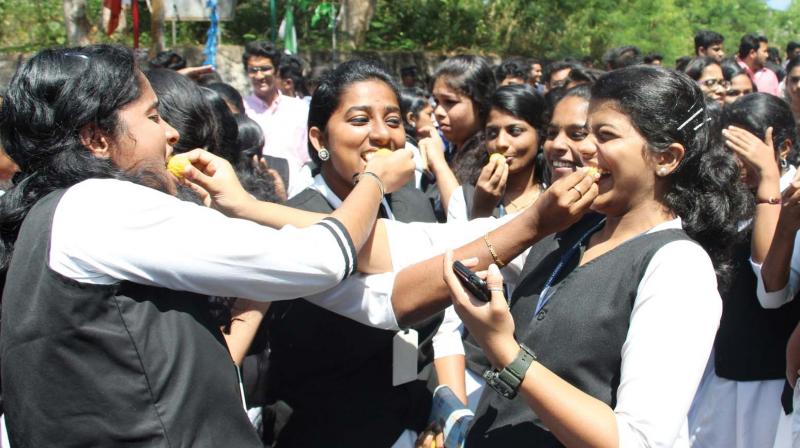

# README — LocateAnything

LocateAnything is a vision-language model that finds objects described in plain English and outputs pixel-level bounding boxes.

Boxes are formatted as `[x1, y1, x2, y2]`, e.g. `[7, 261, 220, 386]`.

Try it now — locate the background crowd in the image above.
[2, 26, 800, 448]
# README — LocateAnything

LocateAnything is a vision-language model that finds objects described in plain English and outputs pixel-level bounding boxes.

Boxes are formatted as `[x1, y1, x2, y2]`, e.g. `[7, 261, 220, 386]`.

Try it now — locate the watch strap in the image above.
[483, 343, 536, 399]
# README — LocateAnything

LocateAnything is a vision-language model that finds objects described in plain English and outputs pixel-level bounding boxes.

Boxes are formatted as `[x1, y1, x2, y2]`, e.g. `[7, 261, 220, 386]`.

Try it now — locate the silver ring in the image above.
[571, 185, 584, 197]
[488, 287, 504, 292]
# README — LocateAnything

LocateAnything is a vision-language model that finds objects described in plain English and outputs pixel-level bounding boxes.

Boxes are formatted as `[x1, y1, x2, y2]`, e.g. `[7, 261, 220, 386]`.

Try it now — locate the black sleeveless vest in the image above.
[264, 186, 443, 447]
[1, 189, 261, 448]
[714, 232, 800, 381]
[465, 216, 694, 447]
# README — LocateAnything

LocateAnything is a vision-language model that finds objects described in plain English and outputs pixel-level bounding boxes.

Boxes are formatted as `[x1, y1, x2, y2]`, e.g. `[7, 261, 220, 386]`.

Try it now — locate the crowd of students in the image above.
[1, 27, 800, 448]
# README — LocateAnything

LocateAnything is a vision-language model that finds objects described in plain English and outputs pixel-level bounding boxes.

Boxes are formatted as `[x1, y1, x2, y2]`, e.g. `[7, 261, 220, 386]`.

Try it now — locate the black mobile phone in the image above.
[452, 260, 491, 302]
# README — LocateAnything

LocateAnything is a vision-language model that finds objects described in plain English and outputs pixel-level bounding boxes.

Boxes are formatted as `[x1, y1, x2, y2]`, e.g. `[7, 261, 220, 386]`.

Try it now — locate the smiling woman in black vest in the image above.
[0, 45, 414, 447]
[261, 60, 443, 448]
[442, 66, 751, 447]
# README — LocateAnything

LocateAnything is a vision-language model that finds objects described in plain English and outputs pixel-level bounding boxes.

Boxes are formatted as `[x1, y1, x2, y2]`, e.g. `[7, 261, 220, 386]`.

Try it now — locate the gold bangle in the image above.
[483, 232, 506, 268]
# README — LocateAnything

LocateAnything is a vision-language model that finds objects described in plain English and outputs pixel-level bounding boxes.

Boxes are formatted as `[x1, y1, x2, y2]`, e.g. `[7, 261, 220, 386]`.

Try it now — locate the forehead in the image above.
[700, 64, 723, 77]
[587, 99, 632, 127]
[337, 79, 399, 110]
[247, 56, 274, 67]
[487, 108, 524, 124]
[432, 77, 462, 97]
[552, 96, 589, 123]
[731, 74, 753, 88]
[121, 73, 155, 113]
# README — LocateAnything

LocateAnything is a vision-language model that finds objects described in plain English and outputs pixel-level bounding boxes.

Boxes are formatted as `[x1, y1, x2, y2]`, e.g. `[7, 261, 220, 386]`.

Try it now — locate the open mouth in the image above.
[551, 160, 577, 170]
[362, 148, 392, 162]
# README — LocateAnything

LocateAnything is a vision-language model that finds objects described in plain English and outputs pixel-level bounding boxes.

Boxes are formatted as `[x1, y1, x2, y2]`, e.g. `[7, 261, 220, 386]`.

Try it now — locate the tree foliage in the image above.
[1, 0, 799, 64]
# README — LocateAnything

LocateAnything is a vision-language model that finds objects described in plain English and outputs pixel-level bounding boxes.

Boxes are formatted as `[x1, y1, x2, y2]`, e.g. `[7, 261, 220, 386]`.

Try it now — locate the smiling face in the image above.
[587, 100, 660, 217]
[433, 76, 480, 148]
[246, 55, 277, 101]
[111, 74, 180, 177]
[543, 96, 595, 182]
[485, 108, 539, 175]
[314, 79, 405, 198]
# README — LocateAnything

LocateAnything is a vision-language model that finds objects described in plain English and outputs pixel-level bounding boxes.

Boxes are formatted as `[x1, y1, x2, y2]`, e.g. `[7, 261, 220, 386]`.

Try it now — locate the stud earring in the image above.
[318, 147, 330, 161]
[658, 168, 668, 176]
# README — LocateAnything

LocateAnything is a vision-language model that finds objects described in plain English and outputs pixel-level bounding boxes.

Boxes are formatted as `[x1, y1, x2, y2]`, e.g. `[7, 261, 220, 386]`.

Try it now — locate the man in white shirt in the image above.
[242, 41, 313, 197]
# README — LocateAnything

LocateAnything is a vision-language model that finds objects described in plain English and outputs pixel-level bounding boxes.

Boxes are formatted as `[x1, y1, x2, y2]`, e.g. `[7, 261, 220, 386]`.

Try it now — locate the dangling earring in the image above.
[781, 158, 788, 170]
[318, 147, 330, 161]
[409, 121, 416, 127]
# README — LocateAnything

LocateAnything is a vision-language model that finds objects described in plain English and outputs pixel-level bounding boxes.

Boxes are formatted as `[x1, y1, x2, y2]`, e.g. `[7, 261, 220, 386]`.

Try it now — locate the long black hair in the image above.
[433, 55, 497, 185]
[307, 59, 401, 165]
[145, 69, 239, 165]
[488, 84, 547, 184]
[0, 45, 153, 272]
[591, 65, 751, 281]
[399, 87, 429, 143]
[723, 93, 799, 165]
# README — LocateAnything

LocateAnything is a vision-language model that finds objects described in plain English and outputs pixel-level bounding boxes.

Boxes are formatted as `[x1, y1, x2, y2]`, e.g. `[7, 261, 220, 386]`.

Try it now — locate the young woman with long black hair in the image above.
[689, 92, 799, 448]
[0, 45, 414, 447]
[259, 60, 442, 448]
[447, 84, 547, 221]
[440, 65, 750, 447]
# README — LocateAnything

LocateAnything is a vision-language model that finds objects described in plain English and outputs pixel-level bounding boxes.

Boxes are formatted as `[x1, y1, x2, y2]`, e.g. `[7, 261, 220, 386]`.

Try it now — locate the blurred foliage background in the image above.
[2, 0, 800, 64]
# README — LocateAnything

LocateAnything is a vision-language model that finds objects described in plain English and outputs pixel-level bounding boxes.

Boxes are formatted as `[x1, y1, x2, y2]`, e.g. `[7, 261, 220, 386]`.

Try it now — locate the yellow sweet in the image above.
[585, 166, 599, 177]
[489, 153, 505, 164]
[167, 155, 192, 179]
[375, 148, 393, 157]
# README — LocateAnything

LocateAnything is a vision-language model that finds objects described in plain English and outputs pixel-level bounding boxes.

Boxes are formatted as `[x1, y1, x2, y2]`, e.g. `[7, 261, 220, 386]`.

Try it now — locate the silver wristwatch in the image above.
[482, 343, 536, 399]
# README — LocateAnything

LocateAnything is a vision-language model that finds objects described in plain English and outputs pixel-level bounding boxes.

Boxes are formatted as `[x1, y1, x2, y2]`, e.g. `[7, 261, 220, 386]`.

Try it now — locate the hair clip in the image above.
[64, 52, 89, 60]
[677, 106, 704, 131]
[693, 116, 712, 131]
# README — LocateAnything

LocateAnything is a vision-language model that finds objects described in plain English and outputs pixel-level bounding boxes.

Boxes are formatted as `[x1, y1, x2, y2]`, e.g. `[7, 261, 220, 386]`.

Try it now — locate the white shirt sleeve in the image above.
[614, 240, 722, 448]
[432, 305, 466, 358]
[447, 185, 469, 222]
[50, 178, 357, 303]
[304, 272, 400, 330]
[750, 230, 800, 309]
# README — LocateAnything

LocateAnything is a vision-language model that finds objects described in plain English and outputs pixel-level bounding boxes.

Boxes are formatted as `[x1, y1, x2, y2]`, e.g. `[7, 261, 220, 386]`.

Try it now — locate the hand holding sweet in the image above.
[525, 168, 599, 237]
[180, 149, 255, 216]
[363, 147, 415, 194]
[471, 155, 508, 218]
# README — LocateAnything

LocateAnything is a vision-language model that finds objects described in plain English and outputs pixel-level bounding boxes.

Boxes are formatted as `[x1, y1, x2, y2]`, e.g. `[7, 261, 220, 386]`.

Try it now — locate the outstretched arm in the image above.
[392, 169, 599, 327]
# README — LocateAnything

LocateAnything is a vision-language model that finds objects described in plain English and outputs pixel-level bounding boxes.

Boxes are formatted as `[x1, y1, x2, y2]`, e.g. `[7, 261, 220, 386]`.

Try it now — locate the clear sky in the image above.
[767, 0, 791, 10]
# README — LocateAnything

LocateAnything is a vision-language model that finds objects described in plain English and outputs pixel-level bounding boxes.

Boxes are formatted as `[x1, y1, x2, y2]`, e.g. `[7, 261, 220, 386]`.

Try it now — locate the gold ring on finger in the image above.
[571, 185, 584, 197]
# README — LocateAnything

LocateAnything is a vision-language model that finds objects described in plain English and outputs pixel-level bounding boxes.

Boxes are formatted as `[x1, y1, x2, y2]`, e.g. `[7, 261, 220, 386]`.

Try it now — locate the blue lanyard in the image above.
[533, 218, 607, 317]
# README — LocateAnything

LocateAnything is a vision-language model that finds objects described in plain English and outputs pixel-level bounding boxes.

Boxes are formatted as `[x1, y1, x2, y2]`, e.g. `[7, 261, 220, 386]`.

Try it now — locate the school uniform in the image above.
[462, 216, 721, 447]
[0, 177, 387, 447]
[263, 175, 443, 448]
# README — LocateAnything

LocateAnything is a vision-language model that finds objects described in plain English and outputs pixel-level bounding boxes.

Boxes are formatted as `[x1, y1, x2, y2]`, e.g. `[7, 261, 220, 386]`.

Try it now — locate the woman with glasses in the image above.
[685, 56, 728, 105]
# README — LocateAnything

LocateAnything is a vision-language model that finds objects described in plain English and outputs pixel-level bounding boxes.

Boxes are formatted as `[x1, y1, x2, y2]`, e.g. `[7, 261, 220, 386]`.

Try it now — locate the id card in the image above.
[392, 329, 419, 386]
